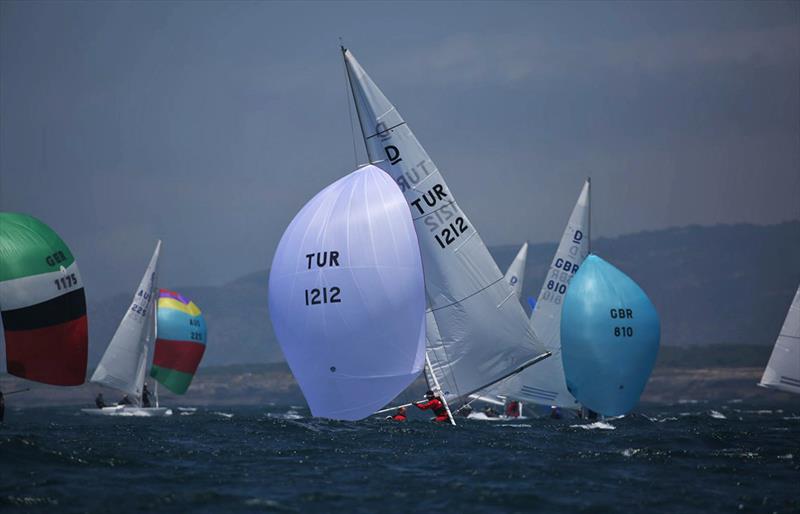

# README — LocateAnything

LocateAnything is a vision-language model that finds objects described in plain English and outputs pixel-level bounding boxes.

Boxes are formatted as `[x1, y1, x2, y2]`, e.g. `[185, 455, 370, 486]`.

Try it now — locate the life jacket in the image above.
[391, 413, 407, 421]
[432, 398, 448, 419]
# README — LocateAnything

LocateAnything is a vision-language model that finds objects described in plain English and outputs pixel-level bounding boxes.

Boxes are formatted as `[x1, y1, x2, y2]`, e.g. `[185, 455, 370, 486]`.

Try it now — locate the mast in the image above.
[425, 353, 456, 426]
[587, 177, 592, 254]
[341, 45, 370, 162]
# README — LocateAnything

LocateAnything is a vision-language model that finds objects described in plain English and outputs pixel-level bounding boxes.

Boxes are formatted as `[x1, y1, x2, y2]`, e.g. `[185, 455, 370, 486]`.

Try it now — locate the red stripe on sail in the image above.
[153, 339, 205, 375]
[4, 315, 88, 386]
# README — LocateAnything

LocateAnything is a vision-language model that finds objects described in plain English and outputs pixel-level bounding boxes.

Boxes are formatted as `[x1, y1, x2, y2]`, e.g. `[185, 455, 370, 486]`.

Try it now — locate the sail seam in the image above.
[411, 200, 457, 221]
[366, 122, 406, 140]
[427, 276, 505, 314]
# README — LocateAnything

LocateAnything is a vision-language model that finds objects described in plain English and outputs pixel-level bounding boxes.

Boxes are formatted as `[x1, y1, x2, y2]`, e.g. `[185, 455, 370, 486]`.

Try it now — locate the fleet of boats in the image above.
[0, 47, 796, 423]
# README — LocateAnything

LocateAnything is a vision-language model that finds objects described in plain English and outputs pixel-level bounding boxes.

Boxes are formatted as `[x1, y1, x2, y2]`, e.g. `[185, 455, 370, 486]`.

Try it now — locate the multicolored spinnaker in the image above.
[150, 289, 207, 394]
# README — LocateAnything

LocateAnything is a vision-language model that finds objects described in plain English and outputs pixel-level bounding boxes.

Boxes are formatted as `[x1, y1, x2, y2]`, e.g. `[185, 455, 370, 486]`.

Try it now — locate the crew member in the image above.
[550, 406, 562, 419]
[506, 400, 521, 418]
[118, 395, 132, 406]
[415, 390, 450, 423]
[386, 406, 407, 422]
[142, 384, 152, 408]
[483, 406, 499, 418]
[95, 393, 106, 409]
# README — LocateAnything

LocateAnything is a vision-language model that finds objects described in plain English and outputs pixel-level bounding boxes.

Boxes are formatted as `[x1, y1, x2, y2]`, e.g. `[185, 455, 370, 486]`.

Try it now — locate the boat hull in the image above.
[81, 406, 172, 417]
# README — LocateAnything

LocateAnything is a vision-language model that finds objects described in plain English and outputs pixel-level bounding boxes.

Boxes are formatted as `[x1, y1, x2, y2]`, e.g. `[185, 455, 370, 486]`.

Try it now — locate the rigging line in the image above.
[459, 352, 553, 410]
[340, 39, 359, 168]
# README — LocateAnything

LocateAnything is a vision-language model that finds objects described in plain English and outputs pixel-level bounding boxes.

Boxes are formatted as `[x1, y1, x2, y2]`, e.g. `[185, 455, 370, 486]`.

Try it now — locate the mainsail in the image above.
[490, 180, 590, 408]
[151, 289, 207, 395]
[0, 212, 88, 385]
[504, 242, 528, 302]
[91, 241, 160, 399]
[342, 48, 548, 406]
[561, 255, 660, 416]
[759, 283, 800, 394]
[268, 165, 427, 421]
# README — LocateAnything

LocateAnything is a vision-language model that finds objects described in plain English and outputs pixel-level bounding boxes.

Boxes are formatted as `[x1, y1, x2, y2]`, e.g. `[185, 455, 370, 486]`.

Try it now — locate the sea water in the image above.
[1, 401, 798, 513]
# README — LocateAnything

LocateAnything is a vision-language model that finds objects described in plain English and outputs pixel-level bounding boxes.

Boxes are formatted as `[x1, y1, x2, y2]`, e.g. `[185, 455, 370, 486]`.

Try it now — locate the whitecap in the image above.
[571, 421, 615, 430]
[709, 410, 727, 419]
[212, 412, 234, 418]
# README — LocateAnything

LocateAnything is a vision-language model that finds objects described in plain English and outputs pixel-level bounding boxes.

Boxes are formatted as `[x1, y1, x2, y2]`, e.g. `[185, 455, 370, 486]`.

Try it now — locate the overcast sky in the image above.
[1, 1, 798, 298]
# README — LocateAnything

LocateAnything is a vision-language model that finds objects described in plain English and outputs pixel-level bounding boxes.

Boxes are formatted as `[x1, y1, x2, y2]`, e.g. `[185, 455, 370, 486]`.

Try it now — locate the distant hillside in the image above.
[81, 221, 799, 367]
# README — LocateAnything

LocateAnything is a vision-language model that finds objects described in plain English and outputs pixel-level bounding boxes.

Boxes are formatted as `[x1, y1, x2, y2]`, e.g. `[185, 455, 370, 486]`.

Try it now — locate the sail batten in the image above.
[342, 49, 546, 406]
[91, 241, 161, 399]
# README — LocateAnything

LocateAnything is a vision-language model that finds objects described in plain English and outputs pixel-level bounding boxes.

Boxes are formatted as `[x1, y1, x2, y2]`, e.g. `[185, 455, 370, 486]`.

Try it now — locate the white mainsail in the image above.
[504, 242, 528, 302]
[342, 48, 548, 406]
[759, 283, 800, 394]
[91, 241, 160, 399]
[492, 180, 590, 408]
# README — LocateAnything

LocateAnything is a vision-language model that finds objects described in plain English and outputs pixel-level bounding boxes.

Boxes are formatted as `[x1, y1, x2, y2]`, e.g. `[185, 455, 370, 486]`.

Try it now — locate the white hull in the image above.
[81, 406, 172, 417]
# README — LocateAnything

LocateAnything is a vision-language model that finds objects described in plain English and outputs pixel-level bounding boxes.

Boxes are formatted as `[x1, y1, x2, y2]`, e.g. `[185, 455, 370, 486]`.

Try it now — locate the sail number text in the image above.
[304, 251, 342, 306]
[611, 308, 634, 338]
[53, 273, 78, 291]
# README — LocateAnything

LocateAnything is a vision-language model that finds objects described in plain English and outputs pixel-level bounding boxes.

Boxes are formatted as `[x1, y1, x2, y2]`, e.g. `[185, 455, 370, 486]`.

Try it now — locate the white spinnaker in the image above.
[342, 48, 547, 406]
[268, 165, 427, 421]
[91, 241, 160, 399]
[494, 180, 590, 408]
[504, 242, 528, 302]
[759, 284, 800, 394]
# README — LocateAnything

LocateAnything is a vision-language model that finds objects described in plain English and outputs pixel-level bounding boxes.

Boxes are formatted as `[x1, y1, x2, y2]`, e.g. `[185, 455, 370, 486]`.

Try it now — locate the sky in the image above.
[1, 1, 798, 299]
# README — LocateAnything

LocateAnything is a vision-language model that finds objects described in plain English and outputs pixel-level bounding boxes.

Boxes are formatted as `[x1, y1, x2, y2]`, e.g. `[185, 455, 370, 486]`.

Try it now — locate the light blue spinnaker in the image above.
[561, 255, 660, 416]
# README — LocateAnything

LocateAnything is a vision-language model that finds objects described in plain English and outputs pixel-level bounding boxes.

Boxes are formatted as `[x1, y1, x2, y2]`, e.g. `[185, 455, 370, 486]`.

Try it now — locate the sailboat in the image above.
[341, 48, 549, 419]
[83, 241, 171, 416]
[269, 164, 427, 421]
[0, 212, 88, 386]
[561, 255, 660, 416]
[150, 289, 207, 395]
[481, 180, 590, 415]
[758, 283, 800, 394]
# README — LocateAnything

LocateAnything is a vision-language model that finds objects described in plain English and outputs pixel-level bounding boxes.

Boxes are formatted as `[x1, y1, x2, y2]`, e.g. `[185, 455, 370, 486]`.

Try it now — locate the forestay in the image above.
[0, 212, 88, 385]
[91, 241, 160, 398]
[342, 48, 547, 406]
[759, 283, 800, 394]
[489, 180, 590, 408]
[561, 255, 660, 416]
[504, 242, 528, 302]
[268, 165, 427, 421]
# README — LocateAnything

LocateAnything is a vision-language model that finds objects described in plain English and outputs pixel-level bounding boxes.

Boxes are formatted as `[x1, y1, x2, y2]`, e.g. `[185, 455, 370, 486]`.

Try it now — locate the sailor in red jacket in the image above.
[415, 390, 451, 423]
[386, 406, 407, 421]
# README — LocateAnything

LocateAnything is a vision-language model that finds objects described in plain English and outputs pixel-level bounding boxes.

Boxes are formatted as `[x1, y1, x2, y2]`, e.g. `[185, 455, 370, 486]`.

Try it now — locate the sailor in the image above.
[95, 393, 106, 409]
[483, 406, 498, 418]
[142, 384, 152, 408]
[415, 390, 450, 423]
[550, 406, 562, 419]
[456, 404, 473, 417]
[118, 395, 132, 406]
[506, 400, 521, 418]
[386, 406, 407, 422]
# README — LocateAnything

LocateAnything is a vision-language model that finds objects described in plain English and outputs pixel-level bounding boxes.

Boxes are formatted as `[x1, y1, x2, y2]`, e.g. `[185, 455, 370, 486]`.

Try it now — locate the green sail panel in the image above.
[0, 212, 88, 385]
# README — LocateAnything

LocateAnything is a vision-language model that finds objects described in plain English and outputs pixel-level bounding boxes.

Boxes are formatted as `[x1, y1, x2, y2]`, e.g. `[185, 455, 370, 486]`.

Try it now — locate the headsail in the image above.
[504, 242, 528, 302]
[268, 165, 427, 421]
[91, 241, 160, 398]
[342, 48, 547, 406]
[150, 289, 207, 395]
[561, 255, 660, 416]
[0, 212, 88, 385]
[497, 180, 590, 408]
[759, 283, 800, 394]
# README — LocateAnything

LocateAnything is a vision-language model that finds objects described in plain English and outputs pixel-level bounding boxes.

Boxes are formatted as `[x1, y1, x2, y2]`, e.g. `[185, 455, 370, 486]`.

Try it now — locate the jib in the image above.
[610, 308, 634, 319]
[46, 251, 67, 267]
[410, 184, 448, 215]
